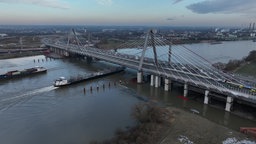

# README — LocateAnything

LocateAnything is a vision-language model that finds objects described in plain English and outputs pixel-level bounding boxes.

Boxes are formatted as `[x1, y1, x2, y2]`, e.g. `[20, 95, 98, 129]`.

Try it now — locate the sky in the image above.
[0, 0, 256, 27]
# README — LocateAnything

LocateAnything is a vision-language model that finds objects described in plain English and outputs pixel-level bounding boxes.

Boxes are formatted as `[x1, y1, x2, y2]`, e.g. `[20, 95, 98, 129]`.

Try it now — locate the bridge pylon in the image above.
[138, 29, 159, 72]
[137, 29, 159, 84]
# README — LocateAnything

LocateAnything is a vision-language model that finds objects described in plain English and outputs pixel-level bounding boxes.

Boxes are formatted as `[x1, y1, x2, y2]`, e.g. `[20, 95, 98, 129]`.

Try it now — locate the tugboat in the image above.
[54, 77, 68, 86]
[0, 66, 47, 80]
[54, 67, 125, 87]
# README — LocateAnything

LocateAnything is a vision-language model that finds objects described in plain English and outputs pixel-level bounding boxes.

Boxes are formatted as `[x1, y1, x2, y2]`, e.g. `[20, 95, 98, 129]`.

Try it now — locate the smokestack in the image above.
[249, 23, 252, 30]
[253, 23, 255, 30]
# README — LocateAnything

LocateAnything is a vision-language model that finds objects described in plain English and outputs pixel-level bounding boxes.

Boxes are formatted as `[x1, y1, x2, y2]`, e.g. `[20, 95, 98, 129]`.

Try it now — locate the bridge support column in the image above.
[164, 78, 170, 91]
[137, 71, 143, 84]
[225, 96, 233, 112]
[150, 75, 155, 86]
[184, 83, 188, 97]
[60, 50, 63, 55]
[64, 51, 69, 57]
[204, 90, 210, 104]
[155, 76, 160, 88]
[86, 57, 93, 63]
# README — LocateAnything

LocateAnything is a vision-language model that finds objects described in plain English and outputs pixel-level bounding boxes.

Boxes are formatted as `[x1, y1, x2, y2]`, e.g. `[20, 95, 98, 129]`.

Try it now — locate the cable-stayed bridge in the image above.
[43, 29, 256, 112]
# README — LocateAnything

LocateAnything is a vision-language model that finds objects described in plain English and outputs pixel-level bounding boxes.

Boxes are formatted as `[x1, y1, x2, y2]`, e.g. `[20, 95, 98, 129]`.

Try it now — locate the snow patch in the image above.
[222, 137, 256, 144]
[178, 135, 194, 144]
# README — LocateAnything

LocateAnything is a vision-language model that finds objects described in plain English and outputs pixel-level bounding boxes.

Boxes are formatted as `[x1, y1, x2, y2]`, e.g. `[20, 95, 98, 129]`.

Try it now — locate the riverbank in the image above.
[235, 61, 256, 78]
[0, 51, 43, 59]
[92, 103, 255, 144]
[90, 103, 173, 144]
[161, 107, 255, 144]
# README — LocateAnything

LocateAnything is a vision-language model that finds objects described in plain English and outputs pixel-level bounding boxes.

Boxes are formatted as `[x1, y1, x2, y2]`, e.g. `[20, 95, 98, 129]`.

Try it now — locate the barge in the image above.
[54, 67, 125, 87]
[0, 66, 47, 80]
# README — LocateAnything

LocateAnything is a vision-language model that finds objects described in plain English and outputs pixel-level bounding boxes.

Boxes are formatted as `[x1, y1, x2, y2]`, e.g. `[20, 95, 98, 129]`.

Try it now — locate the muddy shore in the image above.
[160, 107, 255, 144]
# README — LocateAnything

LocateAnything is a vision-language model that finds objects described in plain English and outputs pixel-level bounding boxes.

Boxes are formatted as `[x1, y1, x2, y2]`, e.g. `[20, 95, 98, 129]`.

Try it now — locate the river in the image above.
[0, 40, 255, 144]
[182, 40, 256, 63]
[0, 56, 142, 144]
[119, 40, 256, 63]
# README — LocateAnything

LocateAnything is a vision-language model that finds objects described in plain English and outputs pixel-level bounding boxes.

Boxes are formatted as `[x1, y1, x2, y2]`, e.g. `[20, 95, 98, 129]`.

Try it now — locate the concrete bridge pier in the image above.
[58, 49, 62, 55]
[203, 105, 208, 116]
[64, 51, 69, 57]
[150, 75, 155, 86]
[184, 83, 188, 97]
[204, 90, 210, 104]
[225, 96, 234, 112]
[154, 76, 161, 88]
[56, 48, 60, 55]
[61, 50, 66, 56]
[164, 78, 171, 91]
[223, 112, 230, 126]
[137, 71, 143, 84]
[53, 48, 57, 54]
[60, 49, 64, 56]
[86, 57, 93, 63]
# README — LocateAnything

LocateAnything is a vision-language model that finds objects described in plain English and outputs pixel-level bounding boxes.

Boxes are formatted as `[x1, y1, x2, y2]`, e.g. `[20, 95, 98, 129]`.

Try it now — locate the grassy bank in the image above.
[90, 103, 255, 144]
[0, 51, 43, 60]
[235, 61, 256, 77]
[160, 107, 254, 144]
[90, 103, 173, 144]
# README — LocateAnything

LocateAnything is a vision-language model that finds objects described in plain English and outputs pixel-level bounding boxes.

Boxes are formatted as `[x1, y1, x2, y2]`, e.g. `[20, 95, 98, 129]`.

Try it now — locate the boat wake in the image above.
[118, 84, 129, 89]
[0, 86, 58, 103]
[0, 86, 58, 113]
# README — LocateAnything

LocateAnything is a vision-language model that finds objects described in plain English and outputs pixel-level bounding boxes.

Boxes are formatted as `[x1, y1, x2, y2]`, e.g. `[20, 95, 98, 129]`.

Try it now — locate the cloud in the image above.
[96, 0, 113, 6]
[187, 0, 256, 14]
[0, 0, 69, 9]
[172, 0, 184, 4]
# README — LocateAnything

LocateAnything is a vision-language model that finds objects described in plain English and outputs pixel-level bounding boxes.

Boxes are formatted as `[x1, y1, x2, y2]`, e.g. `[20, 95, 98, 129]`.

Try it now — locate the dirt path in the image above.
[160, 107, 256, 144]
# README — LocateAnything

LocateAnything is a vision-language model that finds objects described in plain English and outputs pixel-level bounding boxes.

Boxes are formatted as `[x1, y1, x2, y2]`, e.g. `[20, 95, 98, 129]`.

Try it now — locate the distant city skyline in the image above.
[0, 0, 256, 27]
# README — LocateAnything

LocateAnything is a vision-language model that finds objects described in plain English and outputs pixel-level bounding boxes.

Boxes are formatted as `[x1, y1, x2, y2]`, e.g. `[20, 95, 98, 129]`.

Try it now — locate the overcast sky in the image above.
[0, 0, 255, 27]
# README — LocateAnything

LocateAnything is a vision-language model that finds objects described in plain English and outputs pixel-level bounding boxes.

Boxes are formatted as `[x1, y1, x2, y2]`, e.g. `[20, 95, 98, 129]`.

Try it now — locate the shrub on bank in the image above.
[90, 103, 172, 144]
